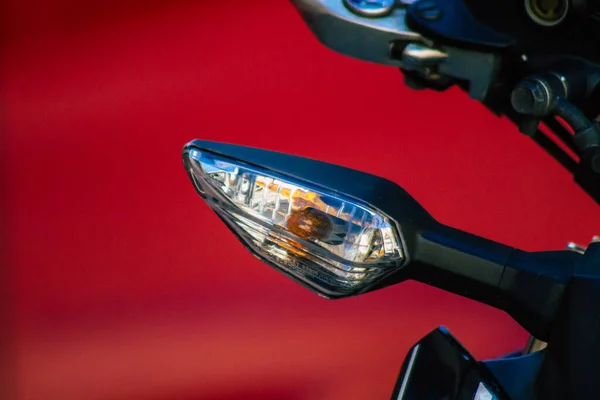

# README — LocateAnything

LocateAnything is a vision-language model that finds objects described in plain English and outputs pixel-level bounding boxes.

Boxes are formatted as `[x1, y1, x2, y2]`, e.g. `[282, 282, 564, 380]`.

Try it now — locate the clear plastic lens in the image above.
[187, 148, 406, 296]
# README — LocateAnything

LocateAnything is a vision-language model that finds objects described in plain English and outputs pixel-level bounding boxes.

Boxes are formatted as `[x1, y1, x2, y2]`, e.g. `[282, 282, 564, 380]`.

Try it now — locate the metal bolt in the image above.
[343, 0, 396, 18]
[414, 0, 442, 21]
[511, 78, 551, 117]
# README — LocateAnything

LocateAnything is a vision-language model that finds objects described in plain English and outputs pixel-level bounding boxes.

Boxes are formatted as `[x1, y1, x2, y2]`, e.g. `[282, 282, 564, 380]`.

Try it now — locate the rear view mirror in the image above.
[182, 140, 577, 340]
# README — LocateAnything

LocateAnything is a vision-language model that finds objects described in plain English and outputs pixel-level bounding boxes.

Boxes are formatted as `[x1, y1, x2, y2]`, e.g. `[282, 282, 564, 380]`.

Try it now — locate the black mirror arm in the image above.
[407, 223, 580, 341]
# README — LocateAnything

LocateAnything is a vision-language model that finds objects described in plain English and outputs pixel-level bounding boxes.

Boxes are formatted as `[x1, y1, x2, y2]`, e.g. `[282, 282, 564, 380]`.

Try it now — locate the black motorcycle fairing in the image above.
[390, 327, 511, 400]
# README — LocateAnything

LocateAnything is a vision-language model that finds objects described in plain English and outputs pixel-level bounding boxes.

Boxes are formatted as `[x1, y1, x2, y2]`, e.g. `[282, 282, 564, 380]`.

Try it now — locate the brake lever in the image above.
[289, 0, 502, 101]
[289, 0, 423, 66]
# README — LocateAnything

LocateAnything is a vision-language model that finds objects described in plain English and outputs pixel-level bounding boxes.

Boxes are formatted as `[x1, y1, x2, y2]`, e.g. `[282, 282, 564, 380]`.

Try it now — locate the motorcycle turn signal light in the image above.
[183, 141, 406, 298]
[183, 140, 580, 342]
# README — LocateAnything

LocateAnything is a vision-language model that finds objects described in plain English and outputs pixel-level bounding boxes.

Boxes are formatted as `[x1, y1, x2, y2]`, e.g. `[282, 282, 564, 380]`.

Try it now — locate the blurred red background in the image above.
[2, 0, 599, 399]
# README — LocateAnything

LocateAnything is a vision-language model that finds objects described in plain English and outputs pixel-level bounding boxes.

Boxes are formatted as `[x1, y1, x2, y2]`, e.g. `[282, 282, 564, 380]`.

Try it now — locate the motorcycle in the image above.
[181, 1, 600, 399]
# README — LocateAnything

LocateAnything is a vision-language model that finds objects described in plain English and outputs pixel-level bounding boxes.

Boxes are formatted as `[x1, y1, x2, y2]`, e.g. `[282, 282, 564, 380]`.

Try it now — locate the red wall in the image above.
[3, 1, 599, 399]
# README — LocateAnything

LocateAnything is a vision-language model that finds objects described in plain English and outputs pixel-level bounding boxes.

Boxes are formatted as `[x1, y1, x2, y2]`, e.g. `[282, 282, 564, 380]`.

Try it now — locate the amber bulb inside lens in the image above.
[286, 208, 334, 241]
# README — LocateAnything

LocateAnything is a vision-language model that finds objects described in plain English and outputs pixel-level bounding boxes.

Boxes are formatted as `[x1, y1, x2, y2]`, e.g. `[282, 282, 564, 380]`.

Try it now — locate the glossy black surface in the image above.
[483, 351, 545, 400]
[390, 327, 510, 400]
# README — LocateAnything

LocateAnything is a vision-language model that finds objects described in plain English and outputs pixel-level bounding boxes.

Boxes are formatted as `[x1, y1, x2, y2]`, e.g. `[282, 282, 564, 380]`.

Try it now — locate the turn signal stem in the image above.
[406, 224, 579, 341]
